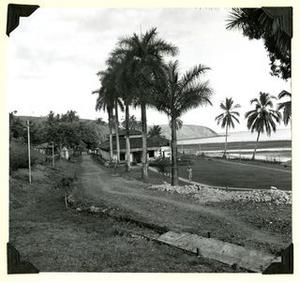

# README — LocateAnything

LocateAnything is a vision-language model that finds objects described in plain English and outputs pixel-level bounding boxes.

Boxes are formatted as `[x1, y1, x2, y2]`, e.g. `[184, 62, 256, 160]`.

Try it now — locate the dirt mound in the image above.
[149, 183, 292, 205]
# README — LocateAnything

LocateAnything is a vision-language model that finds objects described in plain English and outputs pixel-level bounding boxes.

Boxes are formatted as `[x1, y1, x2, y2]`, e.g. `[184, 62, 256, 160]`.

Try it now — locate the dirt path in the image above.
[76, 155, 287, 252]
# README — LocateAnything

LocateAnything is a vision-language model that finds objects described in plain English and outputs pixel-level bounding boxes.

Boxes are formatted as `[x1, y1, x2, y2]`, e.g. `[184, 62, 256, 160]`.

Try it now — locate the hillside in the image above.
[159, 124, 218, 140]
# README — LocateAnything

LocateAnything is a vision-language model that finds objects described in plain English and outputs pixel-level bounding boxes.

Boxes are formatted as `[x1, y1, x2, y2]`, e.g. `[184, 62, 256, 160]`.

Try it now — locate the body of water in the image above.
[178, 128, 291, 145]
[178, 128, 292, 162]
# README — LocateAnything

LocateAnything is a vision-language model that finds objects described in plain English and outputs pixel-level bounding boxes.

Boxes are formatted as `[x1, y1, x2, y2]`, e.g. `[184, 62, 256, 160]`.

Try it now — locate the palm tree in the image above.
[154, 61, 212, 186]
[95, 67, 124, 163]
[93, 88, 114, 161]
[148, 125, 163, 137]
[226, 8, 291, 80]
[116, 27, 178, 179]
[215, 98, 240, 158]
[245, 92, 281, 160]
[277, 90, 291, 125]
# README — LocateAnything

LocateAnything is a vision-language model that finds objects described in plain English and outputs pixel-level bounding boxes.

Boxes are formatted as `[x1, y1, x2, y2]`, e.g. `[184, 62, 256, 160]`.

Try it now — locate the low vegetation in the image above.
[9, 140, 45, 172]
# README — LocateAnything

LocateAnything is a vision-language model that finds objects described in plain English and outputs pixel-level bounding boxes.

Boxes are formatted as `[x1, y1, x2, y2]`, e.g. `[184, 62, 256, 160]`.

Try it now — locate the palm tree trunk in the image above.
[252, 131, 261, 160]
[141, 101, 148, 179]
[171, 117, 179, 186]
[108, 108, 113, 162]
[125, 102, 131, 172]
[114, 101, 120, 163]
[223, 124, 228, 158]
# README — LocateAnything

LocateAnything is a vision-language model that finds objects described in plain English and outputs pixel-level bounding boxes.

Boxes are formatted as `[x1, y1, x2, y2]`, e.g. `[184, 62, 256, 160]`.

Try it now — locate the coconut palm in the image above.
[148, 125, 163, 138]
[154, 60, 212, 186]
[245, 92, 281, 160]
[116, 27, 178, 179]
[226, 8, 291, 80]
[277, 90, 291, 125]
[215, 98, 240, 158]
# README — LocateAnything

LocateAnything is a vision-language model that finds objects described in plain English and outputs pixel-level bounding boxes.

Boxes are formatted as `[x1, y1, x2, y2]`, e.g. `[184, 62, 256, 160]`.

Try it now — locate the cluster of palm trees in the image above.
[93, 27, 213, 186]
[216, 91, 291, 160]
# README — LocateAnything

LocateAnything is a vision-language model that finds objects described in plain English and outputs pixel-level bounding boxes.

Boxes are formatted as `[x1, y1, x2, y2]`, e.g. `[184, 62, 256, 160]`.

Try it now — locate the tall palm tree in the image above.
[116, 27, 178, 179]
[215, 98, 240, 158]
[154, 61, 212, 186]
[277, 90, 291, 125]
[95, 68, 124, 163]
[93, 88, 114, 161]
[245, 92, 281, 160]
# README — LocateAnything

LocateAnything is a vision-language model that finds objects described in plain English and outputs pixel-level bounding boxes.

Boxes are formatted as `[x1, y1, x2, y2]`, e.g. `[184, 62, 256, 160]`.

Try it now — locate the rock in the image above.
[89, 205, 100, 213]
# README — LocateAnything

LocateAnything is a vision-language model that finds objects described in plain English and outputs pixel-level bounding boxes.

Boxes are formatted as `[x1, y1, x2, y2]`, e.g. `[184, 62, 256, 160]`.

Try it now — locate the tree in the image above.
[215, 98, 240, 158]
[245, 92, 281, 160]
[60, 110, 79, 123]
[117, 27, 178, 179]
[121, 115, 142, 131]
[9, 111, 25, 140]
[93, 88, 114, 161]
[226, 8, 292, 80]
[154, 61, 212, 186]
[148, 125, 163, 138]
[277, 90, 291, 125]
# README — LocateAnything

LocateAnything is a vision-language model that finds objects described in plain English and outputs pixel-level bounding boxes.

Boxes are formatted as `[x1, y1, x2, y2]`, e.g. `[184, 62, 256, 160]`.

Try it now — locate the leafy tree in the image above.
[60, 110, 79, 123]
[154, 61, 212, 186]
[9, 111, 25, 140]
[277, 90, 291, 125]
[116, 27, 178, 178]
[226, 8, 292, 80]
[215, 98, 240, 158]
[245, 92, 281, 160]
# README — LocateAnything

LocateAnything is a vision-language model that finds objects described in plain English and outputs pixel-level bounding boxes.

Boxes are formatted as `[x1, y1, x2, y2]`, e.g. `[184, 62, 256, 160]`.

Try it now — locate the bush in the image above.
[9, 140, 45, 172]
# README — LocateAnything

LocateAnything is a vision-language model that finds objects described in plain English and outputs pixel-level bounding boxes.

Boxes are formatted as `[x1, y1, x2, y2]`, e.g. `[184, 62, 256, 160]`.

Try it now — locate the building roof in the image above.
[99, 135, 169, 152]
[112, 129, 142, 137]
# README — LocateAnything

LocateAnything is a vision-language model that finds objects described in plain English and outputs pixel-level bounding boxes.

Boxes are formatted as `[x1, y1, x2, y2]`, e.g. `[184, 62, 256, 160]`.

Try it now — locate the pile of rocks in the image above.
[149, 182, 292, 205]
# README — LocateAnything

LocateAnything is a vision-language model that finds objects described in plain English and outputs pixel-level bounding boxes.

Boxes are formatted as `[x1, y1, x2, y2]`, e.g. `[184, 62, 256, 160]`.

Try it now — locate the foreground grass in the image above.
[9, 159, 233, 272]
[177, 157, 291, 190]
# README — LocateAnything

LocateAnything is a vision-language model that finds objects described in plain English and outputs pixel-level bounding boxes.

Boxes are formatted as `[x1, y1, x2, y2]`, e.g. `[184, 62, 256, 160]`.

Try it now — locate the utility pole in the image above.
[26, 120, 32, 184]
[52, 142, 55, 167]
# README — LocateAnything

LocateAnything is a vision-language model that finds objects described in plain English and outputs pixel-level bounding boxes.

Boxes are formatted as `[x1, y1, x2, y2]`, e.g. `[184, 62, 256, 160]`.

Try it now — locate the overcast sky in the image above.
[6, 8, 291, 133]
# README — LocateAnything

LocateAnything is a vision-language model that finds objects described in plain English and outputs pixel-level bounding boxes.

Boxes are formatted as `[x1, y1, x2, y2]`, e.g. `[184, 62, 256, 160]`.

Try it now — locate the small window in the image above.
[120, 153, 125, 161]
[148, 150, 154, 158]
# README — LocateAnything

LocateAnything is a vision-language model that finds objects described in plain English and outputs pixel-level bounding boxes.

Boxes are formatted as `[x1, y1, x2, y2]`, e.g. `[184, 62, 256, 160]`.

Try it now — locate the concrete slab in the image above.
[158, 231, 280, 272]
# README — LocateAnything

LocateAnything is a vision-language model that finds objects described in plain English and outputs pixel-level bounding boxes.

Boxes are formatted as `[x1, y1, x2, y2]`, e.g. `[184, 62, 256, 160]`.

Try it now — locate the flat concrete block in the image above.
[158, 231, 280, 272]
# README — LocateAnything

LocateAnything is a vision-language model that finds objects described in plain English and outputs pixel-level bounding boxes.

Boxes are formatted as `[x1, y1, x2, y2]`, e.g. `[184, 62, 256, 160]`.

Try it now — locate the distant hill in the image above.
[159, 124, 218, 140]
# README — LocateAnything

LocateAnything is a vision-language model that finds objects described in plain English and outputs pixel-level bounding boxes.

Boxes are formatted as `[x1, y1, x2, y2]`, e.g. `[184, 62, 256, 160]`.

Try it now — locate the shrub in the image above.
[9, 140, 45, 172]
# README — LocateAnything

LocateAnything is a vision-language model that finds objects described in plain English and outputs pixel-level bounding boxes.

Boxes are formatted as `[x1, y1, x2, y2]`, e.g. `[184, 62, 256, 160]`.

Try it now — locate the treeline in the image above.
[9, 110, 105, 152]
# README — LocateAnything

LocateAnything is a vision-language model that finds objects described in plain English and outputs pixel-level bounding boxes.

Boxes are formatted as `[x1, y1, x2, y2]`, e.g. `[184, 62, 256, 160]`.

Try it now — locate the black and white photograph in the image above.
[3, 2, 294, 275]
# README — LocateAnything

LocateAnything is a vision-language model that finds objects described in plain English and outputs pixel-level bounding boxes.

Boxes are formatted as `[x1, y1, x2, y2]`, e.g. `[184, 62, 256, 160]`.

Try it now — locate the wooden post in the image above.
[26, 120, 32, 184]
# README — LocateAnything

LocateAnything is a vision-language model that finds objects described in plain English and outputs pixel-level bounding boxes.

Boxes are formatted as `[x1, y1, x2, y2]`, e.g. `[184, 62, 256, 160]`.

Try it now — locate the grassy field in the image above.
[9, 159, 234, 272]
[177, 157, 291, 190]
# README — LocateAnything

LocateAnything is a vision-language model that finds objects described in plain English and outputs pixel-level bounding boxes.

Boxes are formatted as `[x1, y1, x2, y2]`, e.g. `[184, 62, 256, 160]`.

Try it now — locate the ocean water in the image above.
[178, 128, 291, 145]
[178, 128, 292, 162]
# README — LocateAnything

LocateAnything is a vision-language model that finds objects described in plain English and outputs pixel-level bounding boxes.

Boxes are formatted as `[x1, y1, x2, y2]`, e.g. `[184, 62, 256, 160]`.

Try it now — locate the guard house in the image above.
[98, 129, 170, 163]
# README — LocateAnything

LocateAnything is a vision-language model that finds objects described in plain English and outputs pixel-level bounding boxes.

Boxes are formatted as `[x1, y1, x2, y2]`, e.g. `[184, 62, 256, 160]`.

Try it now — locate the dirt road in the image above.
[76, 155, 289, 253]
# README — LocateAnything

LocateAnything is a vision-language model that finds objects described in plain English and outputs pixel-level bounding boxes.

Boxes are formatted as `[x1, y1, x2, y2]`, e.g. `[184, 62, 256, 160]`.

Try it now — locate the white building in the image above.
[98, 130, 170, 163]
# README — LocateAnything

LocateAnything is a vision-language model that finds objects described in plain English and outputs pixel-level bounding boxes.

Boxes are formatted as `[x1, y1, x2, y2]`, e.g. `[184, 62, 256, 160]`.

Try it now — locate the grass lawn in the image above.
[177, 158, 291, 190]
[9, 158, 233, 272]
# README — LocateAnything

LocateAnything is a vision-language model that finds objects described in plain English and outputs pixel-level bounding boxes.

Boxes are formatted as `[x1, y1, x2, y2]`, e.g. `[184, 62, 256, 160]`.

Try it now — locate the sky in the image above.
[6, 8, 291, 133]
